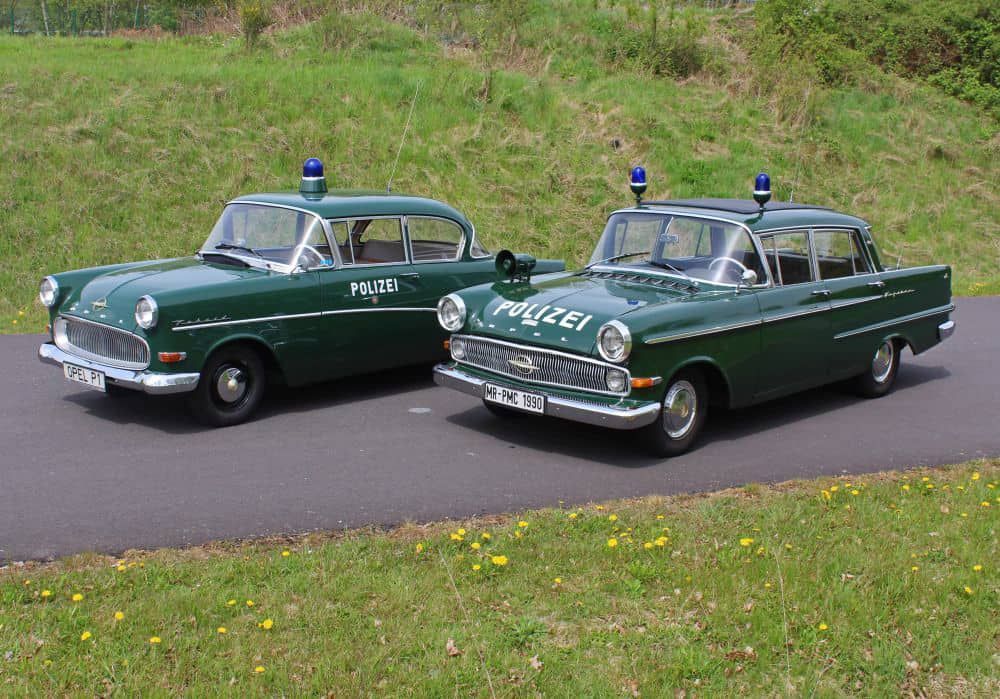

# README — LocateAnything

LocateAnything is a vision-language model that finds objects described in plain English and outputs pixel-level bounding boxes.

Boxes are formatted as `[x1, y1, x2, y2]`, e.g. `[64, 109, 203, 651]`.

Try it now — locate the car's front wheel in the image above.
[642, 369, 707, 457]
[854, 338, 901, 398]
[189, 345, 265, 427]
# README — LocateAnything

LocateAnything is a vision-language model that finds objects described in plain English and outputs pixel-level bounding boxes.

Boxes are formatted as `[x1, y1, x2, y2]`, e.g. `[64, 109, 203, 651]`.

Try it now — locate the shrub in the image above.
[239, 1, 272, 48]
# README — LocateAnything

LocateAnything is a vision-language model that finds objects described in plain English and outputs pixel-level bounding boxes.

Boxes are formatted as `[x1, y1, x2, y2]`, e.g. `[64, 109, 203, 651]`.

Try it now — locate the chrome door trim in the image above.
[833, 304, 955, 340]
[171, 307, 437, 332]
[644, 318, 762, 345]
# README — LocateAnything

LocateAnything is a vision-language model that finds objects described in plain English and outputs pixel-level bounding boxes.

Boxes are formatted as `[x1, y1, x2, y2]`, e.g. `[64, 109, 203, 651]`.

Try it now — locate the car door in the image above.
[317, 216, 431, 377]
[753, 229, 832, 399]
[812, 227, 887, 379]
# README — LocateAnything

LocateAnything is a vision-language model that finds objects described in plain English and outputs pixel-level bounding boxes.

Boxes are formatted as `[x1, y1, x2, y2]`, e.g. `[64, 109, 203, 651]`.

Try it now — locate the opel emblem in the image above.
[508, 355, 537, 375]
[91, 298, 108, 310]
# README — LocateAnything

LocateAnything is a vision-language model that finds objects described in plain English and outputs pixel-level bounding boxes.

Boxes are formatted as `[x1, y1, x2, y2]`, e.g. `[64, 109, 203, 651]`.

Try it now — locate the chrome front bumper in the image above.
[938, 320, 955, 341]
[39, 342, 200, 395]
[433, 363, 661, 430]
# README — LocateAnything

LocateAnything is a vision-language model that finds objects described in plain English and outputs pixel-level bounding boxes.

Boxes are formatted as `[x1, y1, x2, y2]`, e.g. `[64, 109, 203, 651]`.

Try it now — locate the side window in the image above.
[469, 233, 491, 258]
[813, 229, 872, 279]
[762, 230, 814, 286]
[343, 218, 406, 265]
[407, 217, 464, 262]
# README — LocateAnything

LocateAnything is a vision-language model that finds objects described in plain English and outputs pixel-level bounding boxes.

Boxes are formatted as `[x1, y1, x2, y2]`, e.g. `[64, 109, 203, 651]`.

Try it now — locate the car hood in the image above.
[62, 257, 264, 330]
[468, 271, 691, 355]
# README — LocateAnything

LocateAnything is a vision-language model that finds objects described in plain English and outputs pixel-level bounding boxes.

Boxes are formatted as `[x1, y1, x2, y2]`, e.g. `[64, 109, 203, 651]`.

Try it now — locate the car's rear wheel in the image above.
[189, 345, 265, 427]
[854, 338, 901, 398]
[642, 369, 707, 457]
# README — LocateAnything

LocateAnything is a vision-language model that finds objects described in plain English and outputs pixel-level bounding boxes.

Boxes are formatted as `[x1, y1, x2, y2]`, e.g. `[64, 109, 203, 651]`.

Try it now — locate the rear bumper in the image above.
[938, 320, 955, 341]
[39, 342, 200, 395]
[433, 363, 660, 430]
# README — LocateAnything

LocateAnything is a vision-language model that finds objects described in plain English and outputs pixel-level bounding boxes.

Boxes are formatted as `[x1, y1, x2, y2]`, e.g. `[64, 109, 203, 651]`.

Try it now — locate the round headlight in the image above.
[437, 294, 466, 332]
[450, 337, 467, 361]
[597, 320, 631, 363]
[39, 276, 59, 308]
[135, 295, 158, 329]
[606, 368, 628, 393]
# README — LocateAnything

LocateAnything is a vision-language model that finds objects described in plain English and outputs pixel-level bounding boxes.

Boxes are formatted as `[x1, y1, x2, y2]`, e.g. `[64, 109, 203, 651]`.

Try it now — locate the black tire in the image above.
[482, 399, 527, 419]
[641, 369, 708, 457]
[189, 345, 265, 427]
[854, 338, 901, 398]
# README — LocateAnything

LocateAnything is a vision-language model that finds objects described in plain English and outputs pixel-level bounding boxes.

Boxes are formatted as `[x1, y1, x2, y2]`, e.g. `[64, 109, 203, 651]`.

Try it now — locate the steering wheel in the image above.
[296, 245, 325, 269]
[709, 256, 749, 281]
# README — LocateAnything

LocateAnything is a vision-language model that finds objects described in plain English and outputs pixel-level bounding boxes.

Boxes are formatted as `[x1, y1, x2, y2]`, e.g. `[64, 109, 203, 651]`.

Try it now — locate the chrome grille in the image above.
[453, 334, 628, 396]
[54, 316, 150, 370]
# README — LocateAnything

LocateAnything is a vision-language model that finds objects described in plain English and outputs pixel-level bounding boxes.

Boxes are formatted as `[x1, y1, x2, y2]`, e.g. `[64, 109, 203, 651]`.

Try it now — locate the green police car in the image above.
[38, 158, 563, 426]
[433, 170, 955, 456]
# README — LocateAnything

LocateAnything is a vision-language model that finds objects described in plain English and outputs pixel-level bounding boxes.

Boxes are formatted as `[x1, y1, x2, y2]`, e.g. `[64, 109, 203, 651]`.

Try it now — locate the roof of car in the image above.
[231, 190, 473, 229]
[633, 199, 870, 232]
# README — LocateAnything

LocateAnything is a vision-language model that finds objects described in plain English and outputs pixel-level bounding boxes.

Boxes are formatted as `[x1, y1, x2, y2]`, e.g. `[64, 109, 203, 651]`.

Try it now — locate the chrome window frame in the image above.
[811, 227, 876, 280]
[467, 223, 492, 259]
[326, 214, 410, 269]
[755, 224, 882, 285]
[403, 215, 467, 264]
[753, 226, 818, 287]
[605, 208, 775, 289]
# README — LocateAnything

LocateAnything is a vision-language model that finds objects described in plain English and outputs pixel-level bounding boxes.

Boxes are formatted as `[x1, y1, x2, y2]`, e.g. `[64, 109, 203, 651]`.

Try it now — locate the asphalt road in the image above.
[2, 297, 997, 562]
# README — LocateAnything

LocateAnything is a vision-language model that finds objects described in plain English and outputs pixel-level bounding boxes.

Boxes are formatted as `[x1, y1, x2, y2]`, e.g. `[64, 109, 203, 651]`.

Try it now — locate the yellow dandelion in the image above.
[23, 579, 31, 586]
[514, 531, 523, 538]
[981, 501, 991, 508]
[472, 564, 481, 571]
[41, 589, 52, 598]
[490, 555, 508, 566]
[281, 550, 290, 557]
[226, 599, 237, 607]
[471, 542, 481, 550]
[246, 600, 254, 607]
[80, 631, 92, 641]
[851, 489, 860, 496]
[963, 586, 974, 595]
[971, 472, 980, 481]
[921, 476, 930, 482]
[18, 310, 24, 316]
[481, 532, 491, 540]
[902, 484, 910, 491]
[149, 636, 161, 644]
[784, 543, 793, 550]
[114, 611, 124, 621]
[911, 566, 919, 572]
[643, 542, 653, 550]
[829, 485, 839, 492]
[973, 564, 982, 572]
[254, 666, 265, 674]
[961, 512, 968, 517]
[553, 577, 562, 584]
[457, 528, 466, 536]
[926, 484, 934, 490]
[568, 512, 578, 519]
[656, 514, 665, 520]
[415, 542, 424, 553]
[608, 514, 618, 522]
[818, 623, 828, 631]
[606, 538, 618, 548]
[822, 490, 831, 500]
[655, 537, 667, 547]
[450, 533, 464, 542]
[116, 564, 126, 572]
[217, 627, 227, 634]
[518, 521, 528, 528]
[260, 618, 273, 630]
[71, 593, 83, 602]
[764, 582, 772, 589]
[739, 538, 754, 547]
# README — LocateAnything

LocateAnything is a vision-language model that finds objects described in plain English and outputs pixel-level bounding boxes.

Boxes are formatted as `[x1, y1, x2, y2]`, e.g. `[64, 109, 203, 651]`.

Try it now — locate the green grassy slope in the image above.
[1, 6, 997, 334]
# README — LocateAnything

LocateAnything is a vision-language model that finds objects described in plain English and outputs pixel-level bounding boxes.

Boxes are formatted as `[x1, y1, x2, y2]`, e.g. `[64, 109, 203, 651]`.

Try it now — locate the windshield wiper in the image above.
[214, 242, 263, 258]
[646, 260, 700, 290]
[584, 251, 652, 270]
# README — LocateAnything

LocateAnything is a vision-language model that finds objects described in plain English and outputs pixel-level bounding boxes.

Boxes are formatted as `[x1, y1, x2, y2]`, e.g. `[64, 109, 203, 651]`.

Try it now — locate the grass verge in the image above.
[1, 459, 997, 695]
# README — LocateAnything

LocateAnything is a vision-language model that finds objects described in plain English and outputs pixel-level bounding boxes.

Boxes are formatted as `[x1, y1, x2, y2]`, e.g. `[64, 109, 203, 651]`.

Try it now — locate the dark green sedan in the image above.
[434, 171, 955, 456]
[38, 158, 563, 425]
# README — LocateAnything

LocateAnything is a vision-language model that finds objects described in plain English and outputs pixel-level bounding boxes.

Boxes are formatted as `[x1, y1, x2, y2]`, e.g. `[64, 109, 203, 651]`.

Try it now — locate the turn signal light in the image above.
[443, 339, 450, 350]
[158, 351, 187, 363]
[630, 377, 660, 389]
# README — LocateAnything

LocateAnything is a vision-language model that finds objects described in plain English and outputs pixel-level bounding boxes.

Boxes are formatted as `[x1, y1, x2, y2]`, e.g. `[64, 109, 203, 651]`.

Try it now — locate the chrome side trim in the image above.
[433, 363, 660, 430]
[171, 307, 437, 331]
[834, 304, 955, 340]
[645, 318, 762, 345]
[39, 342, 199, 395]
[829, 294, 883, 310]
[762, 304, 830, 324]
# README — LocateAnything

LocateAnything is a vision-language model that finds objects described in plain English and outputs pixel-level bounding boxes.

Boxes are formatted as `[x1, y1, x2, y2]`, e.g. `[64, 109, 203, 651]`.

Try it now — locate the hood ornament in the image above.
[91, 298, 108, 310]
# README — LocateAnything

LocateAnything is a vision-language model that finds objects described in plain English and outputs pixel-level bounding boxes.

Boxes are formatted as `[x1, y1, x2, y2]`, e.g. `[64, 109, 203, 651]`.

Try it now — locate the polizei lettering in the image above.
[350, 278, 400, 297]
[492, 300, 593, 332]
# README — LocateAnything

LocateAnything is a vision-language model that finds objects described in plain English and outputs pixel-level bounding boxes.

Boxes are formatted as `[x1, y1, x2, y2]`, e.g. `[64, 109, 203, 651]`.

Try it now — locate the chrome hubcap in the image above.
[872, 341, 894, 383]
[663, 380, 697, 439]
[215, 367, 247, 404]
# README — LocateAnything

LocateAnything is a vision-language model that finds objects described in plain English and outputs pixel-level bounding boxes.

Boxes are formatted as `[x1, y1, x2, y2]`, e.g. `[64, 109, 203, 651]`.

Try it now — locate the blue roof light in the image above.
[753, 172, 772, 209]
[630, 165, 647, 203]
[302, 157, 324, 179]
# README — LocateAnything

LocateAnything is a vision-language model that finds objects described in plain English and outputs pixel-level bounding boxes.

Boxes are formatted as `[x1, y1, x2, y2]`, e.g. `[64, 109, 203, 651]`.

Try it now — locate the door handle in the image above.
[810, 289, 831, 297]
[399, 272, 420, 278]
[867, 280, 885, 289]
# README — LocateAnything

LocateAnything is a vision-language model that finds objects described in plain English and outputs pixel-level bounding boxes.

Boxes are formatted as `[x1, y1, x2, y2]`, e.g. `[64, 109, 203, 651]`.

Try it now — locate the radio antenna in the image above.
[386, 79, 424, 194]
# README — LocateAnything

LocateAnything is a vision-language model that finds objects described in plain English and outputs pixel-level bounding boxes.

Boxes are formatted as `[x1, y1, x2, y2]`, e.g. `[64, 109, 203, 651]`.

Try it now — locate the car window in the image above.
[469, 234, 491, 258]
[760, 230, 814, 286]
[408, 217, 464, 262]
[293, 222, 334, 269]
[813, 229, 872, 279]
[342, 218, 406, 265]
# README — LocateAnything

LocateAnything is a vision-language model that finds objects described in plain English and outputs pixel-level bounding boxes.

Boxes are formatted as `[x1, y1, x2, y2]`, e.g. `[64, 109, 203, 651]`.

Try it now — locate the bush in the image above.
[239, 1, 272, 47]
[594, 4, 710, 78]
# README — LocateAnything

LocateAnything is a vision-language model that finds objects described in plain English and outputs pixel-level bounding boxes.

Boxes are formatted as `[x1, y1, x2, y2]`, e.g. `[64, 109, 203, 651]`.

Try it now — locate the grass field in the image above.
[1, 4, 998, 334]
[1, 459, 997, 695]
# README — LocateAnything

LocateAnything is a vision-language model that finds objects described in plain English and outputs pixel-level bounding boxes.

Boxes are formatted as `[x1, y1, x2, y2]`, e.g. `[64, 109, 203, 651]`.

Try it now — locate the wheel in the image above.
[189, 345, 266, 427]
[482, 399, 526, 419]
[641, 369, 708, 457]
[854, 339, 900, 398]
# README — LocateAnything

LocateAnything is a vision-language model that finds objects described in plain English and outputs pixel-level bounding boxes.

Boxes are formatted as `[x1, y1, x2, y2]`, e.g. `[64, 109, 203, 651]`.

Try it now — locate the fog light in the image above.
[606, 368, 628, 392]
[451, 337, 467, 361]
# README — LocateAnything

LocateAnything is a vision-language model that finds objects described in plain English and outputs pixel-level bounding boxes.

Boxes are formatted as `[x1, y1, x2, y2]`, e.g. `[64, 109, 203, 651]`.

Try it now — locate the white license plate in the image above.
[64, 363, 106, 392]
[483, 383, 545, 414]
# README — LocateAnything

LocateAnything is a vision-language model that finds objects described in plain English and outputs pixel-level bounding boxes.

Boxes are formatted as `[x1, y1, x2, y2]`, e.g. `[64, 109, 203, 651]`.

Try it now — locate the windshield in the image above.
[201, 203, 330, 269]
[588, 212, 767, 285]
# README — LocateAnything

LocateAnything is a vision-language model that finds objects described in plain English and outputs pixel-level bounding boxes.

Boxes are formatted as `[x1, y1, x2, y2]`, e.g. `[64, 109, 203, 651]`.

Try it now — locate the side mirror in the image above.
[738, 269, 758, 291]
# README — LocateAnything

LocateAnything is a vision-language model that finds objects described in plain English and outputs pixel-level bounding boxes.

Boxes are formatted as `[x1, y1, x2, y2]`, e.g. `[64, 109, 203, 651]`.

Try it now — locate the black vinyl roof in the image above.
[642, 198, 831, 215]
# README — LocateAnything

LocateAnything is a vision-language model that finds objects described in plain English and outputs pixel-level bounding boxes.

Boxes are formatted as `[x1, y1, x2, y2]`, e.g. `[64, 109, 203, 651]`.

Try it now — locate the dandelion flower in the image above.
[554, 577, 562, 584]
[514, 531, 523, 539]
[764, 582, 772, 589]
[911, 566, 919, 572]
[656, 514, 665, 520]
[606, 538, 618, 548]
[973, 564, 982, 572]
[971, 472, 980, 481]
[116, 564, 126, 572]
[964, 586, 973, 595]
[739, 538, 754, 547]
[281, 550, 290, 557]
[655, 537, 667, 547]
[596, 505, 605, 511]
[981, 501, 991, 508]
[784, 543, 793, 550]
[921, 477, 930, 482]
[471, 542, 481, 551]
[961, 512, 968, 518]
[818, 623, 828, 631]
[643, 542, 653, 550]
[246, 600, 255, 607]
[518, 521, 528, 528]
[226, 599, 237, 607]
[254, 666, 265, 674]
[822, 490, 831, 500]
[149, 636, 161, 644]
[829, 485, 839, 492]
[41, 590, 52, 598]
[568, 513, 578, 519]
[490, 555, 508, 566]
[114, 611, 124, 621]
[80, 631, 92, 641]
[472, 564, 481, 571]
[902, 484, 910, 491]
[217, 627, 227, 634]
[260, 618, 273, 630]
[71, 593, 83, 602]
[457, 528, 466, 536]
[450, 533, 464, 542]
[851, 489, 860, 496]
[481, 532, 491, 540]
[608, 514, 618, 522]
